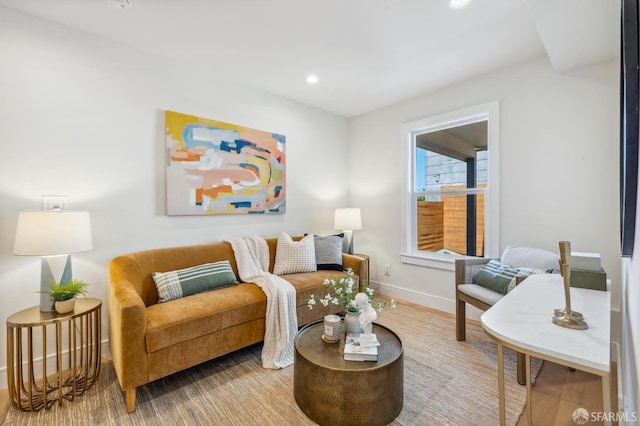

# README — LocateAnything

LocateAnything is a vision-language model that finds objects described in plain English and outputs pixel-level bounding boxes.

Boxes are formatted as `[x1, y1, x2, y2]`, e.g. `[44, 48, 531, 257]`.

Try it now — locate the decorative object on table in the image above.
[334, 207, 362, 254]
[570, 252, 601, 270]
[570, 267, 607, 291]
[552, 241, 588, 330]
[344, 310, 363, 334]
[322, 314, 341, 343]
[39, 278, 90, 314]
[344, 333, 378, 361]
[568, 251, 607, 291]
[306, 268, 396, 334]
[165, 110, 286, 216]
[13, 209, 93, 312]
[355, 292, 380, 348]
[553, 241, 584, 321]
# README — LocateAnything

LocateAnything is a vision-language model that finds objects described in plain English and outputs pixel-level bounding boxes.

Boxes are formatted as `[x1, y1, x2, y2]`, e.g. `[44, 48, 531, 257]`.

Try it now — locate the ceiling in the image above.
[0, 0, 620, 117]
[417, 121, 488, 162]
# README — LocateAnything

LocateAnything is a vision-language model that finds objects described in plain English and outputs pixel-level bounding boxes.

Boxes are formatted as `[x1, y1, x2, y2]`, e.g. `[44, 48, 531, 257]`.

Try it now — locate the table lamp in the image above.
[13, 210, 93, 312]
[334, 207, 362, 254]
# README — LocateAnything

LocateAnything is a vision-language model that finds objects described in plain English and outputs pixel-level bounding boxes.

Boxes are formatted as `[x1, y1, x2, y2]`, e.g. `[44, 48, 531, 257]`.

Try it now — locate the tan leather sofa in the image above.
[108, 236, 365, 413]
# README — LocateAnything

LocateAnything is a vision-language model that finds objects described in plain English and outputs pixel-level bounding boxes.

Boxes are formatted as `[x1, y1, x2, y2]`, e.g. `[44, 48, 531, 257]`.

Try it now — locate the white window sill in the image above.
[399, 252, 464, 271]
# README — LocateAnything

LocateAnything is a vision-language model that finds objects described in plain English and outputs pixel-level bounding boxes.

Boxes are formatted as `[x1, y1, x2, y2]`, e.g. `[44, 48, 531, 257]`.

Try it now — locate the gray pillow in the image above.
[314, 234, 344, 271]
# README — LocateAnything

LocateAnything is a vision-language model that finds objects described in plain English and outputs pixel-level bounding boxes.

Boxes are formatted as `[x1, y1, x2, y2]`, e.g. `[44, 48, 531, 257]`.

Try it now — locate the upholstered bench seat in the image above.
[457, 283, 504, 307]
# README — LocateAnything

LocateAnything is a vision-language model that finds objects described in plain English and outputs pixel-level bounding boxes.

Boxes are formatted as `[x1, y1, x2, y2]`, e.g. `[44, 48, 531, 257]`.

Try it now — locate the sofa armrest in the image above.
[342, 253, 367, 288]
[514, 274, 527, 286]
[455, 257, 495, 288]
[108, 265, 149, 393]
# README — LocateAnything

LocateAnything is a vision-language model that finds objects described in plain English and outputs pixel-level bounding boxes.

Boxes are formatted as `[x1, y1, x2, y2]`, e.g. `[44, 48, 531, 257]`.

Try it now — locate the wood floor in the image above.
[0, 358, 603, 425]
[516, 361, 604, 426]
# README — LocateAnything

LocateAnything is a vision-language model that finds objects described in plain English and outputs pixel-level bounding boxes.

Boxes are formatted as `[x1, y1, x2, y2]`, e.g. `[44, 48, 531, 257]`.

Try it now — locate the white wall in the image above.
[620, 169, 640, 420]
[622, 255, 639, 422]
[0, 7, 349, 383]
[349, 57, 621, 317]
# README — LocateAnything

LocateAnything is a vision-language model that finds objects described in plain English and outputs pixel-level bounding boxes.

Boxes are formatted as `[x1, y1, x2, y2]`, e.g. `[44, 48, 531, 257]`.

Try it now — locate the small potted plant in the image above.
[41, 279, 89, 314]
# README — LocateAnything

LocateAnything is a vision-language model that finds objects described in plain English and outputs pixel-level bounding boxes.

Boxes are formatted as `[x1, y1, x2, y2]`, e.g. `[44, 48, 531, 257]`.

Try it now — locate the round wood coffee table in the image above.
[294, 321, 403, 426]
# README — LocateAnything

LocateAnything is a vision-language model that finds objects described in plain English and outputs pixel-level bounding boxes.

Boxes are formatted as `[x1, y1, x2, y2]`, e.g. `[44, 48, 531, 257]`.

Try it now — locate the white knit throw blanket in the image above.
[227, 236, 298, 369]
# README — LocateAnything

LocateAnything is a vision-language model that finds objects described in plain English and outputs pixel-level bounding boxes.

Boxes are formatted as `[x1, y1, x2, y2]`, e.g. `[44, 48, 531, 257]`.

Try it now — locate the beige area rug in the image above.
[2, 302, 541, 425]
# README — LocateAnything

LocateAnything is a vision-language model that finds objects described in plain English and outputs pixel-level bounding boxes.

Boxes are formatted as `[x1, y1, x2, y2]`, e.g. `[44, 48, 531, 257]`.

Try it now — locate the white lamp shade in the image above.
[13, 211, 93, 256]
[334, 208, 362, 231]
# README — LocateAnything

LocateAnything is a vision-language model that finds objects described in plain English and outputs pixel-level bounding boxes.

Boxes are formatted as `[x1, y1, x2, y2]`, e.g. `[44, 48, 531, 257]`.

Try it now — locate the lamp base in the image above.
[40, 255, 73, 312]
[344, 230, 355, 255]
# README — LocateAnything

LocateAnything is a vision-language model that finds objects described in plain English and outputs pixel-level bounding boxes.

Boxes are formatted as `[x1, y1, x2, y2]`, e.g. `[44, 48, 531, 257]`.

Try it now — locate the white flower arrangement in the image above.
[307, 268, 396, 313]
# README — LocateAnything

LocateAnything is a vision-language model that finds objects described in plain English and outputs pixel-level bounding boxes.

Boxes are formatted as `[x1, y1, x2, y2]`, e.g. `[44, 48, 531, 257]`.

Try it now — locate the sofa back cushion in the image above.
[112, 242, 240, 307]
[110, 235, 310, 307]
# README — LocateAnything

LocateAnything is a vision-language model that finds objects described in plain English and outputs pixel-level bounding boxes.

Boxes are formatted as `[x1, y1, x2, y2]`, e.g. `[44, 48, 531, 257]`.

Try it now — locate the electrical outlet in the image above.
[42, 195, 68, 210]
[384, 264, 391, 276]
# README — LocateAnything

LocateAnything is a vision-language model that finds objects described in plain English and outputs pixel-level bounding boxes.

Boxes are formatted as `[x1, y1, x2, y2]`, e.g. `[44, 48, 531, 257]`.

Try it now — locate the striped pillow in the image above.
[471, 259, 520, 295]
[273, 232, 317, 275]
[152, 261, 238, 303]
[472, 260, 553, 295]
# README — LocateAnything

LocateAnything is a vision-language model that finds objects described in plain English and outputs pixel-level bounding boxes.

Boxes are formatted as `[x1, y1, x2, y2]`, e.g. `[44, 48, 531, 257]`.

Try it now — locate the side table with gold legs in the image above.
[6, 298, 102, 412]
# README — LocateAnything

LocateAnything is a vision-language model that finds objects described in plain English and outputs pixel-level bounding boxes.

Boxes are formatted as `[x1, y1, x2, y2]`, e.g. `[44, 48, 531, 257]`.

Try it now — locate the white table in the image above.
[481, 274, 611, 426]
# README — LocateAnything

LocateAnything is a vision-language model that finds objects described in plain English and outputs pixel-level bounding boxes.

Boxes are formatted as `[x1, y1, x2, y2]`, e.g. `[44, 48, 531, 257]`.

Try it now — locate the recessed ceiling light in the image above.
[306, 74, 319, 85]
[108, 0, 133, 10]
[449, 0, 471, 9]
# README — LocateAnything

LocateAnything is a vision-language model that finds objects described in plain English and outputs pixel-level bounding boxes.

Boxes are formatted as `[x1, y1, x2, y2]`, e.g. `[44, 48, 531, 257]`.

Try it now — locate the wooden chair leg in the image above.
[516, 352, 526, 385]
[126, 388, 137, 413]
[456, 297, 466, 341]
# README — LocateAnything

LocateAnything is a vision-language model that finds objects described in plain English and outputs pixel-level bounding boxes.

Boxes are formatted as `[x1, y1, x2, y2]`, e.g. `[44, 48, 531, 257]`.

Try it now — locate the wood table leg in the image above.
[602, 372, 612, 426]
[517, 351, 526, 385]
[526, 354, 533, 426]
[497, 343, 506, 426]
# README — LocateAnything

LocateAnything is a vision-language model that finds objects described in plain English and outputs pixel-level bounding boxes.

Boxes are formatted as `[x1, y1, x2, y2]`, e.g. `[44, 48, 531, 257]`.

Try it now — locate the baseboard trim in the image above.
[0, 339, 111, 392]
[374, 280, 484, 321]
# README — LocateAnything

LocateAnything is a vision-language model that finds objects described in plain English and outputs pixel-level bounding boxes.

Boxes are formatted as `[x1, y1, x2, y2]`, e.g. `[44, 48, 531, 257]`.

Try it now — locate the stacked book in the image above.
[570, 252, 607, 291]
[344, 333, 379, 361]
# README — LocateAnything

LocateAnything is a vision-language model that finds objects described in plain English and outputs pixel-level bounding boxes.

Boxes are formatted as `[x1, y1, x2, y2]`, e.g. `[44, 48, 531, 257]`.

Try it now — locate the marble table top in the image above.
[481, 273, 610, 373]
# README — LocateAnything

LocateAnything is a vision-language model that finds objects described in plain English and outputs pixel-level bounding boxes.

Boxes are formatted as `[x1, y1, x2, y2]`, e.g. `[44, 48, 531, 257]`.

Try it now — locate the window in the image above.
[401, 102, 499, 267]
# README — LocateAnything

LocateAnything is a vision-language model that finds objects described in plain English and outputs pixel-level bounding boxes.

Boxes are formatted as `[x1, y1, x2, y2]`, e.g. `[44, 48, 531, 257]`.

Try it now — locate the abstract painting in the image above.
[165, 110, 285, 215]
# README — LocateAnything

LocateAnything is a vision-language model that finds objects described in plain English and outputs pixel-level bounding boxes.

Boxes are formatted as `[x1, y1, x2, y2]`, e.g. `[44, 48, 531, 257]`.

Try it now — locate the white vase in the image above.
[55, 298, 76, 314]
[343, 310, 363, 334]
